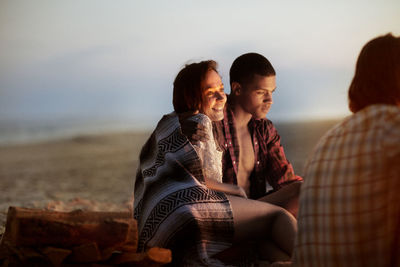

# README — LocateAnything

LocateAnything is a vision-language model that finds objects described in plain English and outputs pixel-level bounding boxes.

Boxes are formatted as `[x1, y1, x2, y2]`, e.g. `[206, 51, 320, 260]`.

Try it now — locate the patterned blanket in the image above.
[133, 113, 234, 266]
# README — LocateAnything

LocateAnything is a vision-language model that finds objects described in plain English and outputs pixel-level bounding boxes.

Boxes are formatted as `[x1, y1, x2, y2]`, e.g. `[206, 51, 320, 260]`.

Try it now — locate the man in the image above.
[183, 53, 302, 217]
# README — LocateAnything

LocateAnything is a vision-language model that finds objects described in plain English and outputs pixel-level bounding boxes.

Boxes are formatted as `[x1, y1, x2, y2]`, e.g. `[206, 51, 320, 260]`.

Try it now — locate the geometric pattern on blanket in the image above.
[142, 127, 188, 178]
[136, 185, 228, 250]
[133, 112, 234, 266]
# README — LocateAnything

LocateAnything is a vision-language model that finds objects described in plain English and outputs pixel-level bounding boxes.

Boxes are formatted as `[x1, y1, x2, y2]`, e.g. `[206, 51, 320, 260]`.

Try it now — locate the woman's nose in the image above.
[216, 91, 226, 100]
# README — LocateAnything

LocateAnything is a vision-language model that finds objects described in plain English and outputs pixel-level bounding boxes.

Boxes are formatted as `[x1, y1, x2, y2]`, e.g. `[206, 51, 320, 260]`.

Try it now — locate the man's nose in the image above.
[263, 92, 273, 103]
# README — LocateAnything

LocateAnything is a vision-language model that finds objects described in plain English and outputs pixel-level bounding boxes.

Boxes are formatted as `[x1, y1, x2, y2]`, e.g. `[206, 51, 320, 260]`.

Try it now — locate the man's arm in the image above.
[258, 120, 303, 217]
[263, 120, 303, 186]
[258, 180, 302, 218]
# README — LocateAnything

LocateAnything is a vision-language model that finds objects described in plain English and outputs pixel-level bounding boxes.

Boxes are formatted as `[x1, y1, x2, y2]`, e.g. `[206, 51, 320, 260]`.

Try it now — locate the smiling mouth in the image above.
[212, 108, 223, 112]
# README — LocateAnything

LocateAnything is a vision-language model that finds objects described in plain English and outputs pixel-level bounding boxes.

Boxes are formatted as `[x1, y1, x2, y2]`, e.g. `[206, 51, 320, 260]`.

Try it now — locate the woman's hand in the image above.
[235, 186, 248, 199]
[178, 111, 210, 142]
[205, 177, 248, 198]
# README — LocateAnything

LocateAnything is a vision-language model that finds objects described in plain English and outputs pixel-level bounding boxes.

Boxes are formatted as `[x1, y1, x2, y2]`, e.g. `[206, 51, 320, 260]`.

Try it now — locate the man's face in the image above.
[200, 70, 227, 121]
[238, 74, 276, 119]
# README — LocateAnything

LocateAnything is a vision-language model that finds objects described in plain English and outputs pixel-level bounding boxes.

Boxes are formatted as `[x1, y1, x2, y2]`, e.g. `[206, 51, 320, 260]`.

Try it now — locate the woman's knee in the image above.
[228, 196, 292, 241]
[270, 208, 297, 254]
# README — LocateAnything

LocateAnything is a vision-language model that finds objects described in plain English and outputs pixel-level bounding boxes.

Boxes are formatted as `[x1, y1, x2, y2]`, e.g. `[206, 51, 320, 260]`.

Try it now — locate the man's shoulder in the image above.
[253, 117, 276, 131]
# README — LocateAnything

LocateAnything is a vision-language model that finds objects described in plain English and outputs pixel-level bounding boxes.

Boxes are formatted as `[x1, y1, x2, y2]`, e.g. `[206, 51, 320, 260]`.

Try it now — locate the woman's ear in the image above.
[231, 82, 241, 96]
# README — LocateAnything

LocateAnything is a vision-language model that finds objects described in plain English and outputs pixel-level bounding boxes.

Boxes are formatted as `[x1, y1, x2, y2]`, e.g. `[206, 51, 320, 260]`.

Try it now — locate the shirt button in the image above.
[255, 141, 258, 145]
[225, 143, 228, 147]
[229, 141, 232, 145]
[233, 161, 236, 165]
[257, 161, 260, 165]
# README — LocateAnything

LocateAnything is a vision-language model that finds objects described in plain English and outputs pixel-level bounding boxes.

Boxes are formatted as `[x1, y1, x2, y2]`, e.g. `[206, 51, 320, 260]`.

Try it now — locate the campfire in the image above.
[0, 199, 171, 266]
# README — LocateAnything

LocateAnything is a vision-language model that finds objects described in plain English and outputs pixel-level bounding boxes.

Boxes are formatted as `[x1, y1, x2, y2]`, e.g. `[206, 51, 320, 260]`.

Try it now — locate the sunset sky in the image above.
[1, 0, 399, 129]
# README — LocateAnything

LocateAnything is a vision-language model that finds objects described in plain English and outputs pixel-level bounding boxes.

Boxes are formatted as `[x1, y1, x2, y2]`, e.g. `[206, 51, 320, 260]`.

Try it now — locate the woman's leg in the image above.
[227, 195, 297, 260]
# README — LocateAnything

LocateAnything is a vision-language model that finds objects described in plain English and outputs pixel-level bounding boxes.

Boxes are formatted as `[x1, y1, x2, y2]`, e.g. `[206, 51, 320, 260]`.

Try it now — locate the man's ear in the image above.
[231, 82, 241, 96]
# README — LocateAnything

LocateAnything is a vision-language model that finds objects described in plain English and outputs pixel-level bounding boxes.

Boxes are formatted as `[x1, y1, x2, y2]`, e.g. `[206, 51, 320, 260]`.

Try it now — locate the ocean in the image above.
[0, 117, 342, 175]
[0, 117, 153, 146]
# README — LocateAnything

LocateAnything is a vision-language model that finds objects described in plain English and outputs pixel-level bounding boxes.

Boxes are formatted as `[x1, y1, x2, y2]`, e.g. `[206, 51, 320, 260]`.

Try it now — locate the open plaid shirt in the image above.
[293, 104, 400, 267]
[213, 98, 302, 199]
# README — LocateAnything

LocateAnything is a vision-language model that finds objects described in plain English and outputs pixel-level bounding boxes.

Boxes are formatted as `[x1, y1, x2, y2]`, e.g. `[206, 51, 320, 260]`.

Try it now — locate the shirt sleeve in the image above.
[382, 109, 400, 160]
[262, 120, 303, 189]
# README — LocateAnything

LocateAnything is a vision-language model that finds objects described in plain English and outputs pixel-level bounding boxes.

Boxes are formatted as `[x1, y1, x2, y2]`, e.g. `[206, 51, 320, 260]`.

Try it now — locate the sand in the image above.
[0, 131, 149, 234]
[0, 119, 340, 234]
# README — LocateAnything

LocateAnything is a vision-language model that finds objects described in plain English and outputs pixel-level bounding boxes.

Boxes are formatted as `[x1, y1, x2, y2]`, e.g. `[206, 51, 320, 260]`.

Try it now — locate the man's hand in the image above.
[178, 112, 210, 142]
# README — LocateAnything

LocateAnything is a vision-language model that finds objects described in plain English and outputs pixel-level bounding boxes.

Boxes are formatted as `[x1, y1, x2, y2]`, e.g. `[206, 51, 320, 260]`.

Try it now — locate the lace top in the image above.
[188, 114, 223, 183]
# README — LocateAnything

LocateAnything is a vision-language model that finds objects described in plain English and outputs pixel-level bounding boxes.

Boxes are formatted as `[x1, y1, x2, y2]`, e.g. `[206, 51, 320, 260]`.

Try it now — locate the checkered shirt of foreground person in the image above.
[292, 104, 400, 267]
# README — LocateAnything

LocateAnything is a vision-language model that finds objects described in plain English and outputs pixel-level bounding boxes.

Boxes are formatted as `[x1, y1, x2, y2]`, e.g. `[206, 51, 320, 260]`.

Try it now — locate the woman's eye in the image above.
[207, 92, 214, 97]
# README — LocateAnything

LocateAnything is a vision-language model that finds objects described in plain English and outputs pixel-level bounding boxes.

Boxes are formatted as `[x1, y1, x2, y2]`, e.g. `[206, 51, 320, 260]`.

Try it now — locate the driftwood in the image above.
[0, 206, 171, 266]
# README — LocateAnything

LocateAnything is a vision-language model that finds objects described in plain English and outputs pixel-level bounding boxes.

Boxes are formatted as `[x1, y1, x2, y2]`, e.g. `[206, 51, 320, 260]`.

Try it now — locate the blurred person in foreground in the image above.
[181, 53, 303, 218]
[292, 33, 400, 267]
[134, 60, 297, 266]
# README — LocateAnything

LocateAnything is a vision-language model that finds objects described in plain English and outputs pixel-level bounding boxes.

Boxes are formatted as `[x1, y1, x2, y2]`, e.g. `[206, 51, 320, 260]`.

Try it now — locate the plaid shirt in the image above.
[293, 104, 400, 267]
[213, 98, 302, 199]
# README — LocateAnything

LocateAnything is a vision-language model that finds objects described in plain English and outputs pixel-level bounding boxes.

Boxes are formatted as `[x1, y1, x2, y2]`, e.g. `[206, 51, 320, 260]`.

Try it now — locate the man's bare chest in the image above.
[237, 129, 255, 174]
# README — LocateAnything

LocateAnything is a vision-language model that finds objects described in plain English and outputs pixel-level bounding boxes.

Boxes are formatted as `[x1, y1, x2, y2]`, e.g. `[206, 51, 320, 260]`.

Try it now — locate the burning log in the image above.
[0, 206, 171, 266]
[40, 247, 72, 266]
[110, 247, 172, 266]
[2, 207, 135, 249]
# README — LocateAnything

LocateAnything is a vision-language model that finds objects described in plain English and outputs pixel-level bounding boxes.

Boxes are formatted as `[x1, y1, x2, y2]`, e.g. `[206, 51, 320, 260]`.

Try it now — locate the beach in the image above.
[0, 119, 340, 234]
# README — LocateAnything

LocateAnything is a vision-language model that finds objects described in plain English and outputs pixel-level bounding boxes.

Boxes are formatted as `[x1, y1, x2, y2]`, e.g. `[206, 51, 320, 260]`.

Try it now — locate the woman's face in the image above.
[200, 70, 226, 121]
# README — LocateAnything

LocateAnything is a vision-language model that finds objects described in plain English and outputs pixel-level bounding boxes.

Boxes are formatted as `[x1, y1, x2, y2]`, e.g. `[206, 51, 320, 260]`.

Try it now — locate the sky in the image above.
[1, 0, 399, 130]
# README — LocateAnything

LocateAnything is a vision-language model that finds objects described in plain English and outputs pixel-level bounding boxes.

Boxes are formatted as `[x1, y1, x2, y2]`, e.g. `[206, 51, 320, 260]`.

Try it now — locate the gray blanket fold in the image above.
[133, 113, 234, 266]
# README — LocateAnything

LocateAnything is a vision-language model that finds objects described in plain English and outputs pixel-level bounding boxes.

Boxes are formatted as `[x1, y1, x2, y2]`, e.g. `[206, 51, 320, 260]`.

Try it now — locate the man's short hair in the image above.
[229, 52, 276, 87]
[348, 33, 400, 113]
[173, 60, 218, 113]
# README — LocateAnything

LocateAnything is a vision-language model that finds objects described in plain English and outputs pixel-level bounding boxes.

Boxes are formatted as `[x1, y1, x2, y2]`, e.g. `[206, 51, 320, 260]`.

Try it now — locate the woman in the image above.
[134, 60, 297, 266]
[292, 33, 400, 267]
